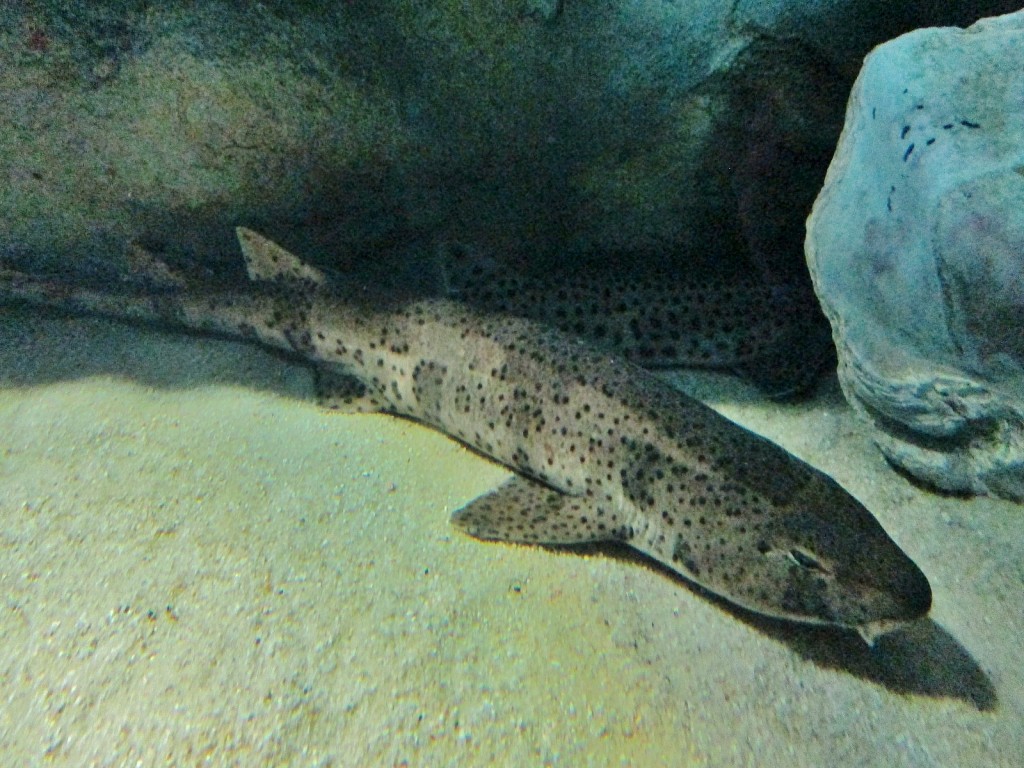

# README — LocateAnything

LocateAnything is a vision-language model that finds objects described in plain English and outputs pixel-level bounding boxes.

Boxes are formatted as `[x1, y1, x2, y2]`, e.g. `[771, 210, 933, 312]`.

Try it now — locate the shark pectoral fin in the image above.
[235, 227, 325, 286]
[451, 475, 612, 545]
[315, 367, 384, 413]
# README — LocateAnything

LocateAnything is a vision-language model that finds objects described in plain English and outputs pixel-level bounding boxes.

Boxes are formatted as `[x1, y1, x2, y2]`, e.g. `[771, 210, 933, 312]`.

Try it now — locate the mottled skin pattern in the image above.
[0, 230, 931, 642]
[438, 244, 835, 399]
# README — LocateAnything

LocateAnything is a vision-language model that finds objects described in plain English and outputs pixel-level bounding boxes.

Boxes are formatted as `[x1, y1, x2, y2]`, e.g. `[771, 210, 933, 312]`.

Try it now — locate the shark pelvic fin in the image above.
[236, 227, 325, 286]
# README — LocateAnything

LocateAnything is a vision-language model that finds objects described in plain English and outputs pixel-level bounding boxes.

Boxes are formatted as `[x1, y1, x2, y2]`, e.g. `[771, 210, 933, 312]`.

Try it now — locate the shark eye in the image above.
[788, 548, 829, 573]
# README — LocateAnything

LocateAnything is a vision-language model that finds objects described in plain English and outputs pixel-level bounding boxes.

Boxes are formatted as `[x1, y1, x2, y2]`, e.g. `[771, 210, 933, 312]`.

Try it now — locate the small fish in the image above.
[0, 231, 930, 643]
[437, 243, 835, 399]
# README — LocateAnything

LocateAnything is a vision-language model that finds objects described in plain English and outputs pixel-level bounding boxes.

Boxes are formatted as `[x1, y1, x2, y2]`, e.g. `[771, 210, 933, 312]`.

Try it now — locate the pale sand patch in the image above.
[0, 310, 1020, 767]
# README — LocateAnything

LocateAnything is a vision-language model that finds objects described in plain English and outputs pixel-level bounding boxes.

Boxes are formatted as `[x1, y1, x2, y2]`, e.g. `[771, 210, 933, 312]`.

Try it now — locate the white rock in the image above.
[806, 10, 1024, 499]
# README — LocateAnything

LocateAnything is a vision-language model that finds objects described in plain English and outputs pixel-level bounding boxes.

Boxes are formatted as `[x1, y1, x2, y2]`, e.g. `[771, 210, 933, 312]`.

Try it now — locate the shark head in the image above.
[685, 461, 932, 644]
[768, 471, 932, 643]
[629, 413, 932, 644]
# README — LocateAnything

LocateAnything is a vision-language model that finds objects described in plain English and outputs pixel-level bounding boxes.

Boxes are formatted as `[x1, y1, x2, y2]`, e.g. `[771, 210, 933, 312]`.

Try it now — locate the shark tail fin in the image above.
[236, 227, 325, 286]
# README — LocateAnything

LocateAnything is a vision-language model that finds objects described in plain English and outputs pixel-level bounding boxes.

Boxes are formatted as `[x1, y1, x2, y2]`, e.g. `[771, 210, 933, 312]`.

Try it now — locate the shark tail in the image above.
[0, 263, 180, 325]
[0, 239, 275, 342]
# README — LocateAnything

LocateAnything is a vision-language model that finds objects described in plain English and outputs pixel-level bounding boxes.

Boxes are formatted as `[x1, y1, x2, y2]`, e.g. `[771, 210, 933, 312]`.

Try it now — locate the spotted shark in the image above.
[436, 243, 835, 399]
[0, 229, 931, 643]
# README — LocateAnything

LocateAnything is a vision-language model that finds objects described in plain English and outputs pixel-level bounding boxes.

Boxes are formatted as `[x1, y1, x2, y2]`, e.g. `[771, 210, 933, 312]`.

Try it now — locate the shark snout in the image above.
[843, 537, 932, 626]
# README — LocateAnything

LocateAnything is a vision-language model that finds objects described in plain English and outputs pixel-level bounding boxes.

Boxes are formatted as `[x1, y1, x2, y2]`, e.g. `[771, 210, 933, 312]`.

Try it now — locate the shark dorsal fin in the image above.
[124, 242, 188, 290]
[235, 227, 325, 286]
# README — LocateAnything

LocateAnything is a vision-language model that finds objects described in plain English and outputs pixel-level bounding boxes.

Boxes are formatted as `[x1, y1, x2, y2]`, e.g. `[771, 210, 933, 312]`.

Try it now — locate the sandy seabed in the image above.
[0, 309, 1020, 767]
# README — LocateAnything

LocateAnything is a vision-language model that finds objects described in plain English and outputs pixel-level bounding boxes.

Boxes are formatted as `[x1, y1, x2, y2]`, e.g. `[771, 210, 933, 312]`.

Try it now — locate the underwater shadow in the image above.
[593, 544, 997, 712]
[0, 304, 315, 398]
[778, 616, 997, 713]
